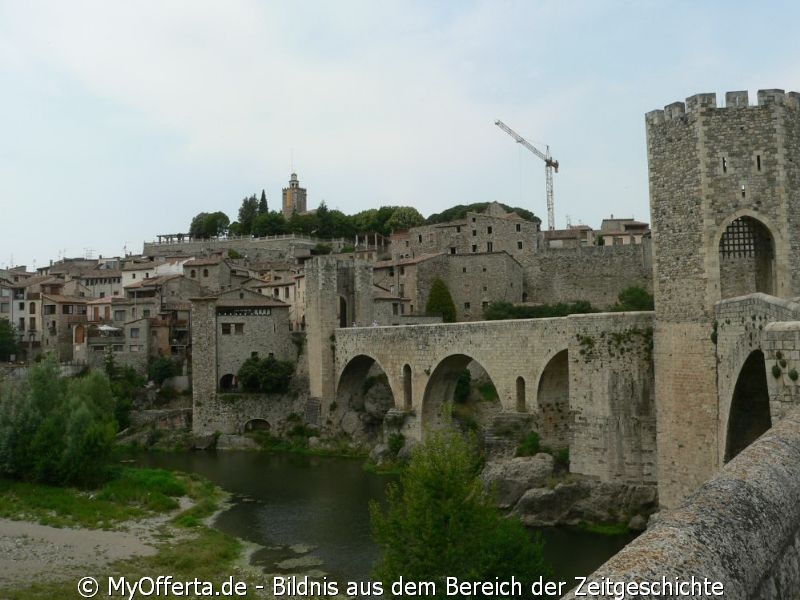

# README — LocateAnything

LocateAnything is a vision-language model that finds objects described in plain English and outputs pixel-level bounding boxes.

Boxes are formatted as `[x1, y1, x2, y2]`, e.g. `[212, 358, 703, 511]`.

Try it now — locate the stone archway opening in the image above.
[243, 418, 271, 433]
[422, 355, 502, 436]
[724, 350, 772, 462]
[219, 373, 236, 392]
[336, 355, 395, 443]
[537, 350, 570, 450]
[718, 216, 775, 299]
[338, 296, 348, 328]
[403, 364, 412, 410]
[516, 376, 526, 412]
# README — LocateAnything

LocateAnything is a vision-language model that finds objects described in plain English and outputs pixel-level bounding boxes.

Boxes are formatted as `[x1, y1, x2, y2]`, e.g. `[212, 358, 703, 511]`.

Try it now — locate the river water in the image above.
[140, 451, 634, 584]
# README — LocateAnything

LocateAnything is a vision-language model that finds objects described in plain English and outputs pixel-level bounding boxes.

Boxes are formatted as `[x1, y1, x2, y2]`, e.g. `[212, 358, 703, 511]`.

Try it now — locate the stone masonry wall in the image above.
[517, 242, 652, 308]
[562, 408, 800, 600]
[647, 89, 800, 508]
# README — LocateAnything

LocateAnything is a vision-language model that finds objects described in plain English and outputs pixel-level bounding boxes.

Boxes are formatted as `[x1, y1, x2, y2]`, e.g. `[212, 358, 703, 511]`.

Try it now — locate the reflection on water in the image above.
[139, 451, 634, 583]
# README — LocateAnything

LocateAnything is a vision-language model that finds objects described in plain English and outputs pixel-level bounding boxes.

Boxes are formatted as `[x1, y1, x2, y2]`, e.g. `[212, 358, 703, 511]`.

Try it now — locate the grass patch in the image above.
[0, 467, 197, 530]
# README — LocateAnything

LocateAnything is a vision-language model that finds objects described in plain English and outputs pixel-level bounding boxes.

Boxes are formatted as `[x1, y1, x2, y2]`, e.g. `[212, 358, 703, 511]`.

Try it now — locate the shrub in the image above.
[370, 428, 549, 589]
[387, 433, 405, 456]
[611, 286, 655, 312]
[453, 369, 471, 404]
[484, 300, 596, 320]
[515, 432, 541, 457]
[149, 356, 180, 385]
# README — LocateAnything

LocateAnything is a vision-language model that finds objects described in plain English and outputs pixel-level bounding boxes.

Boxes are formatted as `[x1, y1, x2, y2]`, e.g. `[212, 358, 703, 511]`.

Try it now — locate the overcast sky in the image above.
[1, 1, 798, 268]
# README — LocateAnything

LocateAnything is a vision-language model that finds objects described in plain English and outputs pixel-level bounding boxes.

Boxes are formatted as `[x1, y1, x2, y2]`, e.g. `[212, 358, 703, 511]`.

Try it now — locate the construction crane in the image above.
[495, 120, 559, 231]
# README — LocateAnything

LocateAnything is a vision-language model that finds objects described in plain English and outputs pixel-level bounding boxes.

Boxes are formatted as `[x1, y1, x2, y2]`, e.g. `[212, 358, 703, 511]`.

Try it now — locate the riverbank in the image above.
[0, 468, 261, 598]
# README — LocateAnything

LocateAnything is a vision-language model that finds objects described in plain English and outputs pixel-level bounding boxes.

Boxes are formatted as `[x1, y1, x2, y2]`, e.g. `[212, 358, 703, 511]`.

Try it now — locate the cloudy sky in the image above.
[1, 1, 798, 268]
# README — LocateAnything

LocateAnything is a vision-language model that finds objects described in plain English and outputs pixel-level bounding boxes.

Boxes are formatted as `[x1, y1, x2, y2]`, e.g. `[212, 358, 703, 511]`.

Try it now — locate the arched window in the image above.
[718, 216, 775, 298]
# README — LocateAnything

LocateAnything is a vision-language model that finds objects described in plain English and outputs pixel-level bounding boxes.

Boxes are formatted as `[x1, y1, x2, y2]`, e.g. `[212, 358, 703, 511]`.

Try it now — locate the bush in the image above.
[237, 356, 294, 393]
[611, 286, 654, 312]
[516, 432, 541, 457]
[484, 300, 596, 320]
[370, 428, 549, 591]
[453, 369, 471, 404]
[149, 356, 180, 385]
[387, 433, 405, 456]
[0, 358, 117, 487]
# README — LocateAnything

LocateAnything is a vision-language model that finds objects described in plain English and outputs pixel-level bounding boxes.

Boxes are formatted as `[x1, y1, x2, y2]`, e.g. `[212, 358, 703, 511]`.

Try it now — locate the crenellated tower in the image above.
[647, 89, 800, 507]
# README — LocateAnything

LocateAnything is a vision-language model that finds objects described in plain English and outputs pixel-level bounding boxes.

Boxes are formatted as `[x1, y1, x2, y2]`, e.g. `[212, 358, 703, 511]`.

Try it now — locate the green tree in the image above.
[426, 278, 457, 322]
[189, 211, 230, 239]
[237, 194, 259, 236]
[0, 357, 117, 487]
[252, 211, 288, 236]
[370, 428, 549, 595]
[0, 319, 19, 361]
[236, 356, 294, 394]
[258, 189, 269, 214]
[385, 206, 425, 232]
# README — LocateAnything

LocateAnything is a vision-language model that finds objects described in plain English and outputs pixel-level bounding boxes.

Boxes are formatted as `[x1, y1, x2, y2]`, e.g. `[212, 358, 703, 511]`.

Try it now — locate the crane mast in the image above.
[495, 120, 559, 231]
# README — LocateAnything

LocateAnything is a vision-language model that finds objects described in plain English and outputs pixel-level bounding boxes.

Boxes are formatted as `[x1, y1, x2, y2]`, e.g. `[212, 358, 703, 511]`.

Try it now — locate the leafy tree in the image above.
[426, 202, 539, 226]
[237, 194, 259, 236]
[385, 206, 425, 232]
[0, 357, 117, 487]
[425, 278, 457, 323]
[0, 319, 19, 361]
[611, 286, 654, 312]
[236, 356, 294, 394]
[189, 211, 230, 239]
[370, 428, 549, 594]
[252, 211, 288, 236]
[316, 201, 335, 238]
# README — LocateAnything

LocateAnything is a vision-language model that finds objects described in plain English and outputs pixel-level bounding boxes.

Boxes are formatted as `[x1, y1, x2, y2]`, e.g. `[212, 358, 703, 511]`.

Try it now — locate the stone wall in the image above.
[517, 242, 652, 308]
[562, 408, 800, 600]
[143, 234, 346, 261]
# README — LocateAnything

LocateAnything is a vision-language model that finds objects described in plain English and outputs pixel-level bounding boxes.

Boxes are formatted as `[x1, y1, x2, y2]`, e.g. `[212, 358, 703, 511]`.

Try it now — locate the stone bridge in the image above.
[334, 311, 656, 484]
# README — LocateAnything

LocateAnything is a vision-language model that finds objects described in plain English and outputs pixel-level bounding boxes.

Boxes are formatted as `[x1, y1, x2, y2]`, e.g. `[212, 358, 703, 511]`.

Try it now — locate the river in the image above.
[139, 451, 635, 584]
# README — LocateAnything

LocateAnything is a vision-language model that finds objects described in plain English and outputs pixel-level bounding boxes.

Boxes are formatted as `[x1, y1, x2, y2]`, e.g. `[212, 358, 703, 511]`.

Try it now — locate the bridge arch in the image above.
[724, 349, 772, 462]
[535, 349, 570, 449]
[714, 210, 783, 300]
[242, 418, 271, 433]
[219, 373, 236, 391]
[337, 354, 396, 409]
[422, 354, 502, 434]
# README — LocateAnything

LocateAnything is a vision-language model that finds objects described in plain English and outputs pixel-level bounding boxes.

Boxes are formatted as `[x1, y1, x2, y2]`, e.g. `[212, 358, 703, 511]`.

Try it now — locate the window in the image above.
[482, 301, 488, 309]
[129, 328, 140, 338]
[516, 223, 521, 232]
[483, 285, 488, 291]
[462, 267, 467, 273]
[112, 344, 123, 352]
[62, 305, 74, 315]
[143, 309, 150, 317]
[399, 266, 405, 275]
[487, 226, 493, 234]
[99, 291, 105, 298]
[221, 323, 232, 335]
[756, 154, 762, 171]
[114, 310, 126, 321]
[487, 242, 493, 252]
[18, 318, 24, 331]
[517, 241, 523, 250]
[472, 217, 476, 222]
[418, 234, 422, 243]
[405, 240, 409, 247]
[132, 274, 136, 279]
[190, 269, 196, 278]
[392, 303, 399, 315]
[203, 269, 209, 277]
[251, 351, 259, 358]
[721, 156, 728, 174]
[472, 230, 476, 236]
[456, 226, 461, 233]
[464, 302, 470, 309]
[471, 245, 477, 253]
[29, 317, 35, 330]
[29, 302, 35, 314]
[18, 302, 24, 311]
[129, 345, 142, 352]
[450, 247, 456, 254]
[482, 267, 487, 272]
[44, 305, 56, 315]
[234, 323, 244, 335]
[0, 303, 7, 313]
[284, 287, 289, 298]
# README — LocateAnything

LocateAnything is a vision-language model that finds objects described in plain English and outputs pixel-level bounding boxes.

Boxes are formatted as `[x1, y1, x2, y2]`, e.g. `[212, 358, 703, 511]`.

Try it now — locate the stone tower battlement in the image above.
[645, 89, 800, 125]
[646, 86, 800, 508]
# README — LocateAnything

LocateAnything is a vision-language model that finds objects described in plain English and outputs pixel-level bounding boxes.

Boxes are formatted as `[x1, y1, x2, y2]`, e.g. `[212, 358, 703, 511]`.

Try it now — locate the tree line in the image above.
[188, 194, 538, 240]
